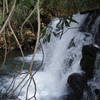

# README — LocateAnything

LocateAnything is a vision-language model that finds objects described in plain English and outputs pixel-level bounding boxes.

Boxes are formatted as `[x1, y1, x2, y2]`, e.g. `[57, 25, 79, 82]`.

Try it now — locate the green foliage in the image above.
[19, 0, 34, 8]
[65, 15, 78, 26]
[43, 33, 51, 43]
[0, 11, 3, 24]
[41, 27, 46, 37]
[42, 15, 78, 43]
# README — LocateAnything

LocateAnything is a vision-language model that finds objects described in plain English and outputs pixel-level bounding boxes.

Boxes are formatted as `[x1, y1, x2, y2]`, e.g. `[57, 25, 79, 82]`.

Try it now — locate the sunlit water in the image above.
[0, 14, 100, 100]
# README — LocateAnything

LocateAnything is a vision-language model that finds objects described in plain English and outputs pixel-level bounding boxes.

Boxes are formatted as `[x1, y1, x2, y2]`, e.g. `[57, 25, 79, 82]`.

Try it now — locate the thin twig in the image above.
[0, 0, 16, 34]
[8, 22, 25, 71]
[26, 76, 32, 100]
[32, 40, 44, 76]
[8, 73, 29, 94]
[29, 0, 40, 75]
[20, 7, 36, 39]
[7, 71, 28, 94]
[17, 76, 30, 96]
[28, 21, 34, 33]
[5, 0, 9, 13]
[27, 75, 37, 100]
[1, 31, 8, 69]
[6, 75, 16, 93]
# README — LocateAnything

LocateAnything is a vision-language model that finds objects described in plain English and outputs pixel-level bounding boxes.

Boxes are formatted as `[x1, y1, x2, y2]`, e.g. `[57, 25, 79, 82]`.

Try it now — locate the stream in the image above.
[0, 13, 100, 100]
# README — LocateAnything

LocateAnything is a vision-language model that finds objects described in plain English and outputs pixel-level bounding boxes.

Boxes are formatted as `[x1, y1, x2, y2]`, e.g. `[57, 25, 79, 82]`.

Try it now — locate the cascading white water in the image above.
[18, 14, 93, 100]
[0, 14, 94, 100]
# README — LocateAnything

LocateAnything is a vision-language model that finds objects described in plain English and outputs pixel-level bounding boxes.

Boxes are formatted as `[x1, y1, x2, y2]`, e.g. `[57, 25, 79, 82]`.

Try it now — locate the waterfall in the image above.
[16, 14, 93, 100]
[0, 12, 99, 100]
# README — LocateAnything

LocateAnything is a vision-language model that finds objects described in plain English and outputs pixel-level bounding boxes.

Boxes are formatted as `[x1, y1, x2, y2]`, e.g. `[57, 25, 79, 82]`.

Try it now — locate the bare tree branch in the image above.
[20, 7, 36, 39]
[29, 0, 41, 74]
[0, 0, 16, 34]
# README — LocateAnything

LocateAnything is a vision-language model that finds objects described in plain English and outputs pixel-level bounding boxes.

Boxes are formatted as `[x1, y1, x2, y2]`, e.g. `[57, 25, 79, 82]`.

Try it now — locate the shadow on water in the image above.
[0, 49, 42, 77]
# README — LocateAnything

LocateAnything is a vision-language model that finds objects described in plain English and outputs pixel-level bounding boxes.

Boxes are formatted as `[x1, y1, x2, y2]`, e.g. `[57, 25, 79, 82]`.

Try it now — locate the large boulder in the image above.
[66, 73, 97, 100]
[67, 73, 87, 100]
[80, 45, 98, 80]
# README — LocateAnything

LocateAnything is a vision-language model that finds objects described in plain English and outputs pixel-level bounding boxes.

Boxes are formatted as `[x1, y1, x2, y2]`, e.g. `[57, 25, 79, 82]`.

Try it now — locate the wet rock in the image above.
[0, 93, 20, 100]
[67, 73, 87, 100]
[80, 45, 98, 80]
[94, 89, 100, 100]
[79, 9, 100, 49]
[94, 31, 100, 47]
[79, 9, 100, 33]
